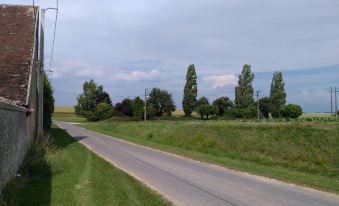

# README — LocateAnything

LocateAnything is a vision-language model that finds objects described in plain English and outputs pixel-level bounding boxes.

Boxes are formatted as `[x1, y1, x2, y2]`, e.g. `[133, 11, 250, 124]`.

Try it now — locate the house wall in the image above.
[0, 101, 29, 192]
[0, 10, 43, 194]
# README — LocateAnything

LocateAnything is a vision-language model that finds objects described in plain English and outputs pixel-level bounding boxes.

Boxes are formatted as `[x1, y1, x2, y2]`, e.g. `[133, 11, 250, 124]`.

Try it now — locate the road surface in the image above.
[55, 122, 339, 206]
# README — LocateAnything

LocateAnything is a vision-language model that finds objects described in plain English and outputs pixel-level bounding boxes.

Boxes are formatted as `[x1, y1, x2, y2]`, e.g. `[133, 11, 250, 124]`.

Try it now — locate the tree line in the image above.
[75, 64, 302, 121]
[182, 64, 302, 119]
[75, 81, 175, 121]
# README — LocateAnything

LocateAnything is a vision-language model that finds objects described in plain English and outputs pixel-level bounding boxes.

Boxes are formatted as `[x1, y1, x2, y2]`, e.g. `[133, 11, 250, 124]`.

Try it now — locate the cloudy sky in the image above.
[6, 0, 339, 112]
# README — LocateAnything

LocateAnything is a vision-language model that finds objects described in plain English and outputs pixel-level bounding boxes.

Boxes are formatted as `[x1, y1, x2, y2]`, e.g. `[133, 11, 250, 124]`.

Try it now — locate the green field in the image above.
[80, 121, 339, 193]
[52, 107, 339, 192]
[0, 126, 171, 206]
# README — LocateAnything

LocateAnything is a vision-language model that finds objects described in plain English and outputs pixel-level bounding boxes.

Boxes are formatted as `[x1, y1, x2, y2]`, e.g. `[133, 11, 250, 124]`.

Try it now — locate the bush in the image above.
[198, 105, 218, 119]
[280, 104, 303, 119]
[227, 107, 256, 119]
[43, 76, 54, 131]
[91, 103, 113, 121]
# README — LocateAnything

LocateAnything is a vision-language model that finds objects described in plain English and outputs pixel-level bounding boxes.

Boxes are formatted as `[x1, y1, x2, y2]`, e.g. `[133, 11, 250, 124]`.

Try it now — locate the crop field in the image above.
[54, 106, 75, 113]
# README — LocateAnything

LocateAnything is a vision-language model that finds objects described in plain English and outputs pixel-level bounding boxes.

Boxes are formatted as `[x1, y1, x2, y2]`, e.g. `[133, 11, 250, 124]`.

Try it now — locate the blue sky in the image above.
[5, 0, 339, 112]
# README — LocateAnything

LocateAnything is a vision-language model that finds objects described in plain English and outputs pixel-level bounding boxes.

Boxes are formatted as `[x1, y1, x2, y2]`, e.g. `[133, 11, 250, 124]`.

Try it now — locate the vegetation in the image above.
[182, 64, 197, 117]
[132, 97, 145, 120]
[196, 96, 209, 110]
[52, 112, 86, 123]
[81, 121, 339, 193]
[0, 126, 171, 206]
[92, 102, 113, 121]
[212, 96, 233, 116]
[197, 105, 218, 119]
[258, 97, 271, 118]
[281, 104, 303, 119]
[234, 64, 255, 110]
[115, 98, 133, 117]
[43, 76, 55, 131]
[75, 79, 112, 121]
[270, 71, 287, 117]
[147, 88, 176, 117]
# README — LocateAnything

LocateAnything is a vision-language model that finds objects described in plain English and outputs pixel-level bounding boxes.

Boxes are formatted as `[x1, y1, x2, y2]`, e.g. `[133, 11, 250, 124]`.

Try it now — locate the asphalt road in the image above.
[55, 122, 339, 206]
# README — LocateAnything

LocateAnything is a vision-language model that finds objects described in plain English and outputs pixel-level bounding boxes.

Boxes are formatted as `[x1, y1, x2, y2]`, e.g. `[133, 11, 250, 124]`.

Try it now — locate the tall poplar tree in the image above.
[182, 64, 197, 116]
[269, 71, 286, 117]
[234, 64, 255, 109]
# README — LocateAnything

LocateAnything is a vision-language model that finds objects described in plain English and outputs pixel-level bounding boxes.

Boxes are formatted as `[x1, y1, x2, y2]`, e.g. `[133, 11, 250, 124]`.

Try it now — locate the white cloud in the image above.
[202, 74, 237, 89]
[115, 70, 160, 81]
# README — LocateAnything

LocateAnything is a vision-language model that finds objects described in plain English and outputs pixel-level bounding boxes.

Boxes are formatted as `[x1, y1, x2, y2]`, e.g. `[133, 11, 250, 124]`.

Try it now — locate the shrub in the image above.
[198, 105, 218, 119]
[43, 76, 54, 131]
[91, 103, 113, 121]
[280, 104, 303, 119]
[228, 107, 256, 119]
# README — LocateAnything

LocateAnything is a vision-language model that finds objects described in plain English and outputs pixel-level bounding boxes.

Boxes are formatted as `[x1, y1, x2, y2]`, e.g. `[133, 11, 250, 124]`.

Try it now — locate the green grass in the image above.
[80, 120, 339, 193]
[0, 126, 171, 206]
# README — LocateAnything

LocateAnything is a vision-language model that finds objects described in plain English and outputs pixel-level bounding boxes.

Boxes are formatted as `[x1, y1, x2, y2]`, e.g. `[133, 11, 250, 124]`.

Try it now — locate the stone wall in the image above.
[0, 100, 32, 192]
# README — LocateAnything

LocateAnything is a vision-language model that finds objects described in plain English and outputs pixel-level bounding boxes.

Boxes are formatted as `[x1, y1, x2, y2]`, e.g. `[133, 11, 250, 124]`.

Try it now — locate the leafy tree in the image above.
[132, 96, 144, 120]
[270, 71, 286, 118]
[234, 64, 255, 109]
[280, 104, 303, 119]
[196, 97, 209, 109]
[115, 98, 133, 117]
[258, 97, 271, 118]
[198, 105, 218, 119]
[91, 103, 113, 121]
[75, 79, 112, 120]
[212, 96, 233, 116]
[148, 88, 176, 117]
[182, 64, 197, 117]
[43, 75, 54, 131]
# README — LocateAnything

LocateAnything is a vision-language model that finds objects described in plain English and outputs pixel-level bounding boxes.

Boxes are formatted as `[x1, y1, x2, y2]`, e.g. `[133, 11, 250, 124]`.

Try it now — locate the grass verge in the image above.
[0, 126, 171, 206]
[80, 120, 339, 194]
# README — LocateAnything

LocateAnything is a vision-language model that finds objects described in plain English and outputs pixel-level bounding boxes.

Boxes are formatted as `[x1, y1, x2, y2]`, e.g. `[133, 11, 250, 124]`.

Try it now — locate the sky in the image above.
[5, 0, 339, 112]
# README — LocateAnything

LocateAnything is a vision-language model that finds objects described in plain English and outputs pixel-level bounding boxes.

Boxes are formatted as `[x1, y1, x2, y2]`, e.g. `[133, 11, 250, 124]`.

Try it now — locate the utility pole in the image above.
[256, 90, 260, 119]
[335, 86, 338, 117]
[144, 88, 150, 122]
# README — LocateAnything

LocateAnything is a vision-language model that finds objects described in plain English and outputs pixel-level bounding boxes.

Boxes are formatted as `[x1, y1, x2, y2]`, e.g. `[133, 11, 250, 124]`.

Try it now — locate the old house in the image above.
[0, 4, 44, 193]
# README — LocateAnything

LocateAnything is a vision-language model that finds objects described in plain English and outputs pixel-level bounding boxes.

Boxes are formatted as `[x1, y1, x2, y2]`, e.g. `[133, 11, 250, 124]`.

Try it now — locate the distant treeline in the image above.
[74, 64, 302, 121]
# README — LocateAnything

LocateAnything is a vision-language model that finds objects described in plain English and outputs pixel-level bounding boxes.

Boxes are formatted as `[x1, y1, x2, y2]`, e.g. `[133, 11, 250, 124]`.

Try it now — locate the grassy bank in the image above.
[80, 121, 339, 193]
[0, 127, 171, 206]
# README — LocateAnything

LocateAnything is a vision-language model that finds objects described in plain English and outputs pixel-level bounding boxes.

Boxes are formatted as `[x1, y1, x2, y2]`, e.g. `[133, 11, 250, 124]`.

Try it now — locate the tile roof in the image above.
[0, 4, 37, 106]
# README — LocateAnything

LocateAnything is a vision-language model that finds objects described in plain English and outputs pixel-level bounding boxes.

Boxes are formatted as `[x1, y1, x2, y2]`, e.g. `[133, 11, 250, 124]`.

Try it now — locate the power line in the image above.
[48, 0, 59, 77]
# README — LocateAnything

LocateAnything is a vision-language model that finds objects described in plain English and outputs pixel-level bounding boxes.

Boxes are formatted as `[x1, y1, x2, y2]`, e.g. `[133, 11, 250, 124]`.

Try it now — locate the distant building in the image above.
[0, 4, 44, 193]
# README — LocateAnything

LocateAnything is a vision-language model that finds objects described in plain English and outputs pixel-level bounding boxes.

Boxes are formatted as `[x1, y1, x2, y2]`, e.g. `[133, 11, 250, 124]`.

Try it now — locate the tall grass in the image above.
[81, 121, 339, 192]
[0, 134, 54, 206]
